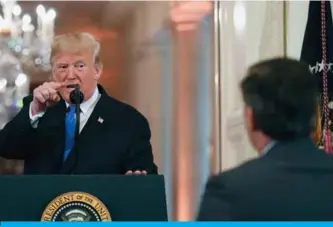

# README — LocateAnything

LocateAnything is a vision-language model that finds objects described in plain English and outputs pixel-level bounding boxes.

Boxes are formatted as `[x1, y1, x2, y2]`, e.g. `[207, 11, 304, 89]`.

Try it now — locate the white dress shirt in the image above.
[29, 87, 100, 132]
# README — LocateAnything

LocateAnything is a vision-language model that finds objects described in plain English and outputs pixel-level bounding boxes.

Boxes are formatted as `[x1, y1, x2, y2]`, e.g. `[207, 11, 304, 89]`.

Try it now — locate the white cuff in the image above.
[29, 103, 45, 128]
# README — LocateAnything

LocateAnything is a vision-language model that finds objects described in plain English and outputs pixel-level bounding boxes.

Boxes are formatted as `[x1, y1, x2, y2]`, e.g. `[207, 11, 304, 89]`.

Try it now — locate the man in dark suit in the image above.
[0, 32, 157, 175]
[197, 58, 333, 220]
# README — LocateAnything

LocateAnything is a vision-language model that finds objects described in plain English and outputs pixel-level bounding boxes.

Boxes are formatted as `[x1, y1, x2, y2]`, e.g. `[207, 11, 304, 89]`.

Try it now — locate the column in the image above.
[170, 1, 213, 221]
[171, 24, 198, 221]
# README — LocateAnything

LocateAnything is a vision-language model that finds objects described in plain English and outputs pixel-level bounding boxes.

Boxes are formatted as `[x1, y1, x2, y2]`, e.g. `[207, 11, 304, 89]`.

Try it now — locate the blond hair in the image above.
[50, 32, 101, 64]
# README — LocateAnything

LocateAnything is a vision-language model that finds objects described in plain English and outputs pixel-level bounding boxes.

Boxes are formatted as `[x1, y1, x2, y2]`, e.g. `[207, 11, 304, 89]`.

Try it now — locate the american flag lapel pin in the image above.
[97, 117, 104, 124]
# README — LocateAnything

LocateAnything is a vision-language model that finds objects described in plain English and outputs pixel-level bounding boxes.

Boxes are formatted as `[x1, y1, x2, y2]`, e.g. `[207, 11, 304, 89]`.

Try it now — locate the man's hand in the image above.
[125, 170, 147, 175]
[31, 82, 65, 116]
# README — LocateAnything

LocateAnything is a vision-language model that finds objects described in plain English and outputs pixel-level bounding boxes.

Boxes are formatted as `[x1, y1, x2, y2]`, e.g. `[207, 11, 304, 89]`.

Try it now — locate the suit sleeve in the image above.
[197, 175, 234, 221]
[0, 95, 37, 159]
[123, 114, 158, 174]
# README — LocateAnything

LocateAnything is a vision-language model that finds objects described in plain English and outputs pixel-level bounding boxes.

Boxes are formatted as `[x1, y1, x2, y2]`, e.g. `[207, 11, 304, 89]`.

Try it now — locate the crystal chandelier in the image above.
[0, 1, 57, 71]
[0, 0, 57, 128]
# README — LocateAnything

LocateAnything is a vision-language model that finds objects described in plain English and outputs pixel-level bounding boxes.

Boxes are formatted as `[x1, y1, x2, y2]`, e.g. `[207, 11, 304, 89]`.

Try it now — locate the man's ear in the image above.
[245, 106, 255, 131]
[94, 63, 103, 80]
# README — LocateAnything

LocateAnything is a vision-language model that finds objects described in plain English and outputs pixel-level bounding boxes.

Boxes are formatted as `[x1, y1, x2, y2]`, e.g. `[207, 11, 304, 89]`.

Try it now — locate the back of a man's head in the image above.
[241, 58, 318, 141]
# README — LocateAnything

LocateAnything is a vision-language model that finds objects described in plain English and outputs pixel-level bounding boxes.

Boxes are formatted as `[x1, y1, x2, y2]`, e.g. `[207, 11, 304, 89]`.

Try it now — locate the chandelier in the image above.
[0, 0, 57, 128]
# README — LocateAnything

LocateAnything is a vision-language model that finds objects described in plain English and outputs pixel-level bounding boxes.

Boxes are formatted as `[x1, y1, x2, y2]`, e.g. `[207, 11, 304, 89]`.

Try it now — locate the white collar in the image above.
[261, 141, 277, 155]
[65, 87, 99, 115]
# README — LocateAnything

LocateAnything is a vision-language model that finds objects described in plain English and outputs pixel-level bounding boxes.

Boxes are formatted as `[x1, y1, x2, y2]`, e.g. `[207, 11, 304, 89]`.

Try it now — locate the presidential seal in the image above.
[41, 192, 111, 221]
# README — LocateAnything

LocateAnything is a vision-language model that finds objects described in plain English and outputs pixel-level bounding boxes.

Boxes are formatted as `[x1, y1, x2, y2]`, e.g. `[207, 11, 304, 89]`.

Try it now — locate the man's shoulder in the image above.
[102, 95, 149, 125]
[208, 157, 266, 189]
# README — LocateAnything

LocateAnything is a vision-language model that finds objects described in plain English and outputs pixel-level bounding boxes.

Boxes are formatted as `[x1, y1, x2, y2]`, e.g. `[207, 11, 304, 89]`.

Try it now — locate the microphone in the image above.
[67, 85, 84, 168]
[67, 84, 84, 105]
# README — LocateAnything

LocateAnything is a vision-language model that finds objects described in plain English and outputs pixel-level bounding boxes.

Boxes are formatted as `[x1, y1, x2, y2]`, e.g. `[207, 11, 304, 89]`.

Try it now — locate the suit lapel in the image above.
[60, 94, 110, 174]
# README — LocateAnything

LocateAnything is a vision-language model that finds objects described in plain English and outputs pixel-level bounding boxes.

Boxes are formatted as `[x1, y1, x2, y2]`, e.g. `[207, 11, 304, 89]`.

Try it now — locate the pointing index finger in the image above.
[48, 82, 66, 90]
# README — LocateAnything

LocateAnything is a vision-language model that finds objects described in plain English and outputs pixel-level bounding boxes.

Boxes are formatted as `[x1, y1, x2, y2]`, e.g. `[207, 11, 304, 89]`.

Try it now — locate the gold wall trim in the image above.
[283, 0, 288, 57]
[213, 0, 222, 173]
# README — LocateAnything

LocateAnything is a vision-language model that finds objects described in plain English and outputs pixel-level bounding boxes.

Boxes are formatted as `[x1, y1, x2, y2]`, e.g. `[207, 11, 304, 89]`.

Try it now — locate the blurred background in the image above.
[0, 0, 318, 221]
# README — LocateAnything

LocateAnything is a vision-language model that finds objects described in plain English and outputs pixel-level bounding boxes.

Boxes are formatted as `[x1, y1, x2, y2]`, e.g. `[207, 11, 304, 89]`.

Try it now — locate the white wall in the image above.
[286, 1, 333, 59]
[218, 1, 284, 171]
[123, 1, 174, 219]
[124, 1, 171, 174]
[286, 1, 308, 59]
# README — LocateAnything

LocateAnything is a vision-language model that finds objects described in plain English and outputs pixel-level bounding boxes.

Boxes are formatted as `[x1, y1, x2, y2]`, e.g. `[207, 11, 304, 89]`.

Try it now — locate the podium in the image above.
[0, 175, 168, 221]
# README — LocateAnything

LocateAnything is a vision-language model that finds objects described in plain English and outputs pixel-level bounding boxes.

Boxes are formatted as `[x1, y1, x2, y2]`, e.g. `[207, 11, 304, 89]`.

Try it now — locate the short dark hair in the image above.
[240, 58, 318, 141]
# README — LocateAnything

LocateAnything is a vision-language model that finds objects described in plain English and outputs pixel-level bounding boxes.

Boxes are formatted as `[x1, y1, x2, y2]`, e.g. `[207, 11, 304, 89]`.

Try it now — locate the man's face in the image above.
[52, 50, 101, 104]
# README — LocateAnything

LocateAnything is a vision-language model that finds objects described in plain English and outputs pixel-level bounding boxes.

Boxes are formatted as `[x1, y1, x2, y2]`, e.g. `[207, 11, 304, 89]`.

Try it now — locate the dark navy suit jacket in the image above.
[0, 85, 157, 174]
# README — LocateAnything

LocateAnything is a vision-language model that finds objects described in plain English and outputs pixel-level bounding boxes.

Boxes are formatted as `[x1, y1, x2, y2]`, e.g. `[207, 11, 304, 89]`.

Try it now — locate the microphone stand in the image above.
[67, 84, 84, 174]
[68, 85, 84, 143]
[74, 88, 80, 142]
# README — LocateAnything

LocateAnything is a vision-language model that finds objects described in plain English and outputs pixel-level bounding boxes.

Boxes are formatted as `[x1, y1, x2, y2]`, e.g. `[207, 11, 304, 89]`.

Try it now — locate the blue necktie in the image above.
[63, 105, 76, 161]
